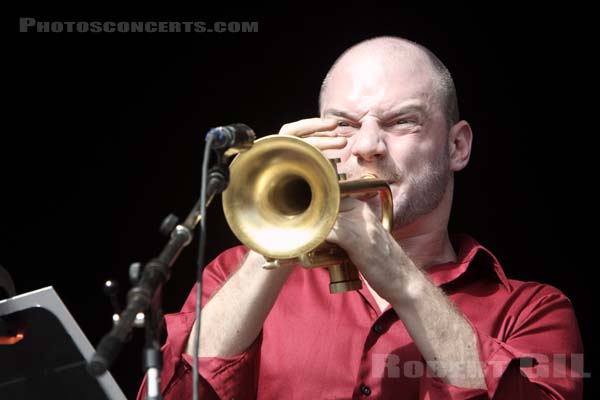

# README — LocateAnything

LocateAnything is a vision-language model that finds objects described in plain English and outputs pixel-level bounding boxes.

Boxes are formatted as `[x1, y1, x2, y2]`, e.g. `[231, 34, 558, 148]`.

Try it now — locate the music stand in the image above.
[0, 286, 127, 400]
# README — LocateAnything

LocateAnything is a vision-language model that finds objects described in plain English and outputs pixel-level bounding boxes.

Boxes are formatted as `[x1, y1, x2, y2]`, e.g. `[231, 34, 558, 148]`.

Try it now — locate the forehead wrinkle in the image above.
[324, 71, 437, 120]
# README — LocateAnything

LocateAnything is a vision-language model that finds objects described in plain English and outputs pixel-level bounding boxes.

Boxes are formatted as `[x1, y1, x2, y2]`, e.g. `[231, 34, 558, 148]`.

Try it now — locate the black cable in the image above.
[192, 135, 214, 400]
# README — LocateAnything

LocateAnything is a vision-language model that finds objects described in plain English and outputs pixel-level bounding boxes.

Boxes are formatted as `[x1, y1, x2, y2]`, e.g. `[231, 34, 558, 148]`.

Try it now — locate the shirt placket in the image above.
[352, 309, 397, 398]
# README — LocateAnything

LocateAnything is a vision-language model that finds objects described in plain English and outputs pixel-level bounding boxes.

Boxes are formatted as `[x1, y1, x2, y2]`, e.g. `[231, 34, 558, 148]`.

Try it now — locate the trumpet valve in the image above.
[328, 262, 362, 293]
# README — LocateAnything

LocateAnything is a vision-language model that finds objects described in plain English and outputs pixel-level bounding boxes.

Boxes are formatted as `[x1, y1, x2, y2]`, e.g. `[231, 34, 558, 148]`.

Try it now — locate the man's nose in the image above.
[350, 121, 387, 162]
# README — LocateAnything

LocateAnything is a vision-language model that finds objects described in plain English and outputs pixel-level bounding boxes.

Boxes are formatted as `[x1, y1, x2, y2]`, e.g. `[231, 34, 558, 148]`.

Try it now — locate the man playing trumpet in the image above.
[138, 36, 583, 399]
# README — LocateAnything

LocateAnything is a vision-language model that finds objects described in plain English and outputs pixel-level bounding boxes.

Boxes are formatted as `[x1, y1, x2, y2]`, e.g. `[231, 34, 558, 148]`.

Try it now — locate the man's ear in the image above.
[448, 120, 473, 172]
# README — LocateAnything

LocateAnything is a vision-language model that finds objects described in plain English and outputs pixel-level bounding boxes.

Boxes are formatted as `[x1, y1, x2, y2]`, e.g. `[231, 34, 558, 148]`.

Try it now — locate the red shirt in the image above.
[137, 234, 583, 399]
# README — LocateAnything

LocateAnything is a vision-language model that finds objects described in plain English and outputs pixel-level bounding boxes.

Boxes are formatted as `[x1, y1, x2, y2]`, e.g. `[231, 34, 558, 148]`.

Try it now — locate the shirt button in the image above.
[372, 323, 384, 334]
[360, 384, 371, 396]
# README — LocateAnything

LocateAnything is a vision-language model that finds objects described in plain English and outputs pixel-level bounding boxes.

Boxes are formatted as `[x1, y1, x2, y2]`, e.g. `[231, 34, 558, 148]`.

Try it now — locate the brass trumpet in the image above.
[222, 134, 393, 293]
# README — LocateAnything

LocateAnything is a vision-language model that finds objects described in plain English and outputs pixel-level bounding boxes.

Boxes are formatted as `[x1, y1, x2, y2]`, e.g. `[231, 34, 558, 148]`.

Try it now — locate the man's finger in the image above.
[304, 137, 347, 150]
[279, 118, 338, 137]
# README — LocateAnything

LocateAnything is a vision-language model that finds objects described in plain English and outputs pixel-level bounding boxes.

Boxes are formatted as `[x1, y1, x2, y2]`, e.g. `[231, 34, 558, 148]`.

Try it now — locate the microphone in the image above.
[206, 123, 255, 154]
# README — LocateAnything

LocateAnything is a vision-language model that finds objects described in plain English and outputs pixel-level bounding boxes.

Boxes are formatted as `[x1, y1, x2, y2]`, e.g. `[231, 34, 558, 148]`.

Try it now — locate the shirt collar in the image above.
[425, 233, 512, 291]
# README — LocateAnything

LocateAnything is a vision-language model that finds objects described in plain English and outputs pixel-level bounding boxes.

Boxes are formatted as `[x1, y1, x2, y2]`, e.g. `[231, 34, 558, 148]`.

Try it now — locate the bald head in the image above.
[319, 36, 459, 127]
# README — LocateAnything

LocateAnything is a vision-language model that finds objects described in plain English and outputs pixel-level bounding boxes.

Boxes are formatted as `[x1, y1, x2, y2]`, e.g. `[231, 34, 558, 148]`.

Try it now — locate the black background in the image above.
[4, 8, 594, 399]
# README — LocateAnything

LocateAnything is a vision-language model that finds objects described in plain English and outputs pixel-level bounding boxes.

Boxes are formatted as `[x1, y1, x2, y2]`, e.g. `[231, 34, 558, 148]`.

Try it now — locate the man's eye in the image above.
[338, 121, 350, 127]
[395, 119, 410, 125]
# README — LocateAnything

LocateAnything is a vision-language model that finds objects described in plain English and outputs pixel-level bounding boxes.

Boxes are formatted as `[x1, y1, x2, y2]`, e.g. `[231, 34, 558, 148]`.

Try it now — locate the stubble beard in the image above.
[361, 148, 451, 230]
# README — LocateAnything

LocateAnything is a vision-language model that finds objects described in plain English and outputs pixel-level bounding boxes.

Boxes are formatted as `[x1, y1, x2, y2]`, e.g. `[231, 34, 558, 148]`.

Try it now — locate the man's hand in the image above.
[326, 197, 414, 304]
[278, 118, 346, 150]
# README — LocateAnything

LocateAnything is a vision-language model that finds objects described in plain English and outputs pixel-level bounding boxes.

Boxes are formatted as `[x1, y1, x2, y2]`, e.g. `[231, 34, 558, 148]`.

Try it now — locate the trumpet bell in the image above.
[222, 135, 341, 259]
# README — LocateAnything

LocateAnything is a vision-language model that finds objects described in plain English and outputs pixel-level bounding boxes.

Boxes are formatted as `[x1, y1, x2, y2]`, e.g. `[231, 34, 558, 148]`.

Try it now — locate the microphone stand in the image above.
[87, 162, 230, 398]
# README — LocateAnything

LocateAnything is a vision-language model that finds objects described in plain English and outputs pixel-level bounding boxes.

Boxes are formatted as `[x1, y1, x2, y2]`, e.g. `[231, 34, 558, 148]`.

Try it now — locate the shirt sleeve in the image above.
[419, 286, 584, 399]
[136, 245, 262, 400]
